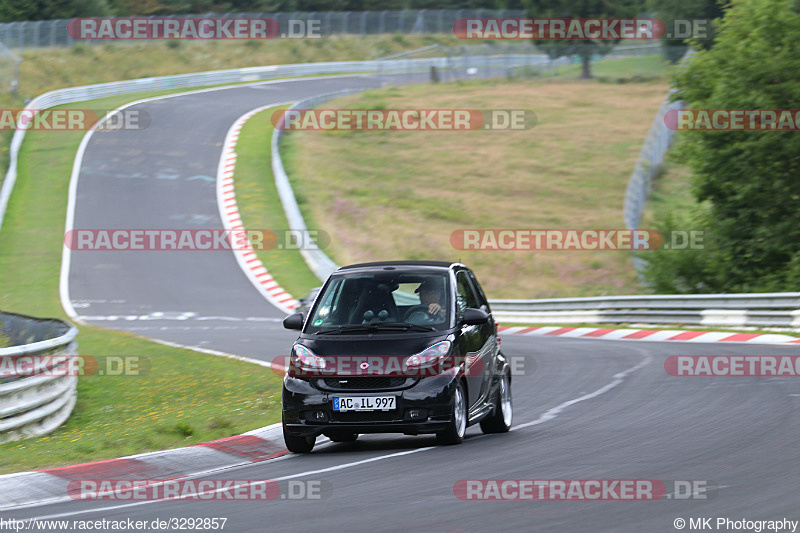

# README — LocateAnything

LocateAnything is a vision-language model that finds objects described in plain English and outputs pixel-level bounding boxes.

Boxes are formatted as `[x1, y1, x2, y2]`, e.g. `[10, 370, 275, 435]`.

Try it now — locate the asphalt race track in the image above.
[67, 75, 389, 359]
[7, 338, 800, 531]
[9, 75, 800, 531]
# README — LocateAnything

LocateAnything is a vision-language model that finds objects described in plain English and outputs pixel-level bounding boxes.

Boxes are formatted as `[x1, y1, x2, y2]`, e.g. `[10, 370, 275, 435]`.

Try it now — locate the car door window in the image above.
[456, 271, 480, 318]
[466, 270, 490, 311]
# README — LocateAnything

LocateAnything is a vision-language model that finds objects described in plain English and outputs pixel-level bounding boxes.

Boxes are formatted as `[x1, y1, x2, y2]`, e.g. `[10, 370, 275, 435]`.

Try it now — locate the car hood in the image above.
[298, 333, 451, 357]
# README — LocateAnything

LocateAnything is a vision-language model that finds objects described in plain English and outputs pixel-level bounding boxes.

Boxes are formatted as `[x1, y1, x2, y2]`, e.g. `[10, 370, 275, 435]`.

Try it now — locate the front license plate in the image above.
[333, 396, 396, 412]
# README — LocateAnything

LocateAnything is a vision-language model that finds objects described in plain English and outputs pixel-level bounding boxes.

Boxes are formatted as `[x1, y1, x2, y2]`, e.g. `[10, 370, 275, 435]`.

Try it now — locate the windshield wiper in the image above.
[316, 327, 344, 335]
[375, 322, 437, 332]
[315, 324, 379, 334]
[315, 322, 436, 334]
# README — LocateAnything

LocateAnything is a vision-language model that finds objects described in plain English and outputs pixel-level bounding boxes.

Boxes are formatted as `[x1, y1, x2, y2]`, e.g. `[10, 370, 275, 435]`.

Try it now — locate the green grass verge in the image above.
[231, 106, 322, 301]
[536, 54, 676, 82]
[0, 87, 287, 472]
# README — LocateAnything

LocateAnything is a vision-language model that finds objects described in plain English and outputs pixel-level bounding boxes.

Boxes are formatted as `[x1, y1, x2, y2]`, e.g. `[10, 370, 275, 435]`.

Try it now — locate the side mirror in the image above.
[283, 312, 304, 330]
[462, 307, 490, 326]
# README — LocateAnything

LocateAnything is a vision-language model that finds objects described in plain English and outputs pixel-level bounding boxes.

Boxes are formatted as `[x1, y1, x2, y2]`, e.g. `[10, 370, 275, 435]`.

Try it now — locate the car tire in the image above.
[480, 370, 512, 434]
[283, 417, 315, 453]
[437, 381, 467, 445]
[325, 432, 359, 443]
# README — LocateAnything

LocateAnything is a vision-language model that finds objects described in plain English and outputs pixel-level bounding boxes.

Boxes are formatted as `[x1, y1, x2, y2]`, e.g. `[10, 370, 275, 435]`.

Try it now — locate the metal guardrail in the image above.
[490, 293, 800, 328]
[490, 293, 800, 311]
[0, 311, 79, 443]
[623, 91, 683, 233]
[271, 88, 363, 282]
[623, 50, 693, 272]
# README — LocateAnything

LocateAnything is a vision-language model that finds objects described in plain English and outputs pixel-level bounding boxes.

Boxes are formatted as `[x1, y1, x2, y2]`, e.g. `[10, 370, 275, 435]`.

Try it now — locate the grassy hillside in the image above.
[281, 78, 671, 298]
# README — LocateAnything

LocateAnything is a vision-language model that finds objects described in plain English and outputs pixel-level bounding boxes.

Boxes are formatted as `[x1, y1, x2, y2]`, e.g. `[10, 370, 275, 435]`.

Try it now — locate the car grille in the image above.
[319, 377, 411, 390]
[330, 411, 400, 423]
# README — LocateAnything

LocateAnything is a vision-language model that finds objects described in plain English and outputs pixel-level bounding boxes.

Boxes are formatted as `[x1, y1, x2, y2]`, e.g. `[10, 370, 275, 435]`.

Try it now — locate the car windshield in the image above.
[305, 271, 451, 333]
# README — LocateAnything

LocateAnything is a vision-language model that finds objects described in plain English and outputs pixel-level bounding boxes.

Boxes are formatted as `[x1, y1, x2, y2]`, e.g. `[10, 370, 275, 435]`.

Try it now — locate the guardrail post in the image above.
[700, 309, 748, 328]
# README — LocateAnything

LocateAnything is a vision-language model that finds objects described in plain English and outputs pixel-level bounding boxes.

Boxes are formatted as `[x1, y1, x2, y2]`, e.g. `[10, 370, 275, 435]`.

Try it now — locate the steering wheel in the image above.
[403, 305, 437, 322]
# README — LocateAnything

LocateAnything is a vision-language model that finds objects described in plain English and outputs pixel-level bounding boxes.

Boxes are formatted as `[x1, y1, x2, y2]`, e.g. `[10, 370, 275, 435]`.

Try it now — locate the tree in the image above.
[523, 0, 644, 78]
[642, 0, 800, 292]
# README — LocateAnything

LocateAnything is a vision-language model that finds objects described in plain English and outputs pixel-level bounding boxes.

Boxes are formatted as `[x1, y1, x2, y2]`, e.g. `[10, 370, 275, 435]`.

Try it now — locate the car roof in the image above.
[337, 260, 462, 271]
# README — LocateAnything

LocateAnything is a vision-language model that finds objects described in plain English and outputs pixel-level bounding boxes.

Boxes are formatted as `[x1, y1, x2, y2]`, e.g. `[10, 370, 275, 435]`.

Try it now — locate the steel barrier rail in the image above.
[623, 50, 694, 273]
[490, 309, 800, 328]
[290, 285, 800, 328]
[489, 293, 800, 328]
[271, 89, 364, 282]
[0, 311, 78, 443]
[489, 293, 800, 311]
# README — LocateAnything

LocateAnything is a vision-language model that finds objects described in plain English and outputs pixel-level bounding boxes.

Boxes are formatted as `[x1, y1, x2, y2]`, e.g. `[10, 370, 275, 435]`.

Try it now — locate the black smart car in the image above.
[281, 260, 512, 453]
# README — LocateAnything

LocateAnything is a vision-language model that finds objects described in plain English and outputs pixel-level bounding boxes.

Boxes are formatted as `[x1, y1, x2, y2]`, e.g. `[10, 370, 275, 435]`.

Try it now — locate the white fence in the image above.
[0, 10, 527, 51]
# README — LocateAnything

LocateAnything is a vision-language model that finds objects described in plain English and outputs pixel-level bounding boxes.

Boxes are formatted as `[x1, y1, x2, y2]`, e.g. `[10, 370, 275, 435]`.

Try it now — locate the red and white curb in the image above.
[0, 423, 287, 511]
[216, 103, 298, 315]
[498, 325, 800, 344]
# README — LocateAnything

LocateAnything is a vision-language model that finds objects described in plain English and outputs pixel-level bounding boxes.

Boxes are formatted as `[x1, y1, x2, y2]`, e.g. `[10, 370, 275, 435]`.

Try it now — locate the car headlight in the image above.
[405, 340, 451, 368]
[291, 344, 326, 370]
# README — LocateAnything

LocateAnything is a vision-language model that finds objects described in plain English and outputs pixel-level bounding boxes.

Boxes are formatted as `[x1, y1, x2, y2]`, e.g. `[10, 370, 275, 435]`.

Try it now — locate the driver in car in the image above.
[415, 279, 446, 318]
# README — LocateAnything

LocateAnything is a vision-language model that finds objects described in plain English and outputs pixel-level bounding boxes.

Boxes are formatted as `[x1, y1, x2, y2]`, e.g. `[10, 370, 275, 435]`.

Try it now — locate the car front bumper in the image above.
[282, 373, 460, 438]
